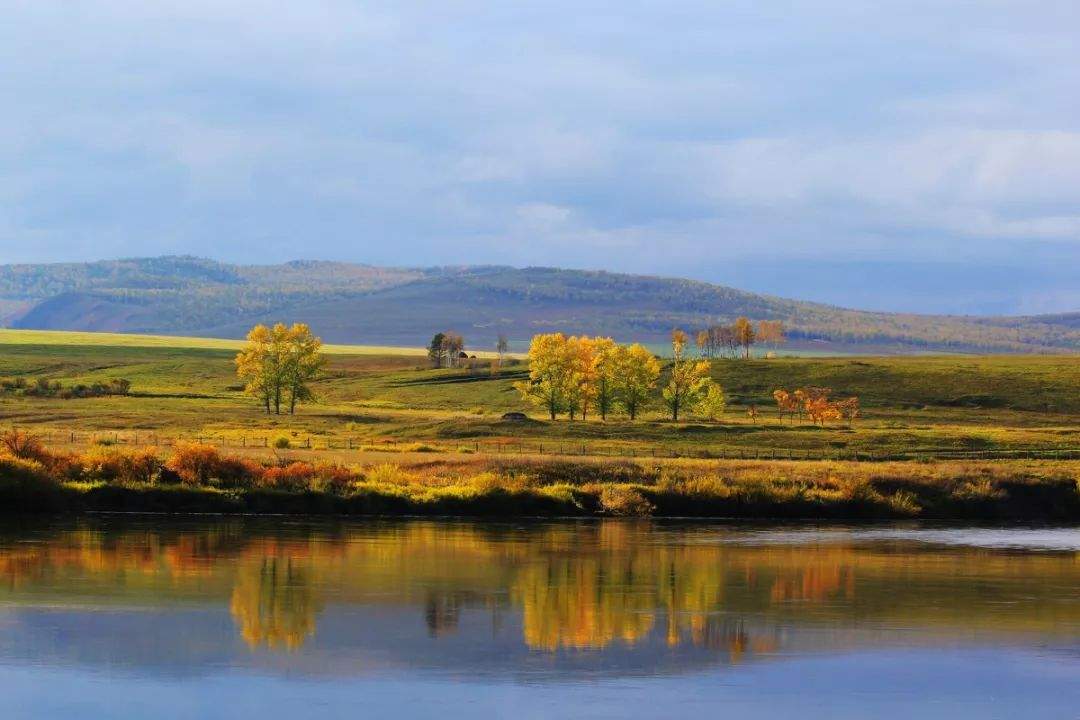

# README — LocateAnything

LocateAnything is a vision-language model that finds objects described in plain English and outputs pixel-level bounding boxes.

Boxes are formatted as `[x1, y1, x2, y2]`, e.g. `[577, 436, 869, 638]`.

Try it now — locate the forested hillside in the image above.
[1, 258, 1077, 353]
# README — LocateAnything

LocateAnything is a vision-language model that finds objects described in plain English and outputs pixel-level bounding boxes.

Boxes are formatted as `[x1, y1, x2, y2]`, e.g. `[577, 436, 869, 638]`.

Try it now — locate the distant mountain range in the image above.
[0, 256, 1077, 353]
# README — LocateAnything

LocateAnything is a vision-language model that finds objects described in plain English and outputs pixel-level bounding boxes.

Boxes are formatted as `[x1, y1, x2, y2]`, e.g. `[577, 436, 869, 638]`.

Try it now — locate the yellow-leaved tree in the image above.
[236, 323, 324, 415]
[662, 329, 714, 421]
[697, 383, 726, 421]
[590, 337, 619, 421]
[515, 333, 570, 420]
[614, 343, 660, 420]
[283, 323, 326, 415]
[564, 336, 599, 421]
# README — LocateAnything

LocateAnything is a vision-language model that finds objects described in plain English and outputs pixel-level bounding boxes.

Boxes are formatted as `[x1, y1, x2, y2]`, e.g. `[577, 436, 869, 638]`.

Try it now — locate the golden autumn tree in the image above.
[283, 323, 326, 415]
[734, 317, 756, 359]
[589, 337, 619, 421]
[236, 323, 324, 415]
[515, 333, 571, 420]
[756, 320, 785, 355]
[613, 343, 660, 420]
[235, 324, 284, 415]
[563, 336, 599, 421]
[662, 329, 713, 421]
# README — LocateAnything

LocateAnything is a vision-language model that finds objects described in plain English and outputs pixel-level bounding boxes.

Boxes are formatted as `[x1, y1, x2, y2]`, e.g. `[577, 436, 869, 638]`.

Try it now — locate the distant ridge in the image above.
[1, 256, 1077, 353]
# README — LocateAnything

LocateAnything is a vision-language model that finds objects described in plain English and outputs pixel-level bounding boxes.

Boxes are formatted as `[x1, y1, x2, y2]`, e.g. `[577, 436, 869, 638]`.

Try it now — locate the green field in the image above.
[0, 329, 1077, 462]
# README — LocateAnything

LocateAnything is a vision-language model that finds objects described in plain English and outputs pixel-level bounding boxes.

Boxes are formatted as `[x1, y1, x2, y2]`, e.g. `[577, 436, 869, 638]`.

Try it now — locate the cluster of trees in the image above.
[0, 377, 131, 399]
[696, 318, 785, 359]
[235, 324, 325, 415]
[517, 331, 724, 422]
[772, 387, 860, 426]
[427, 332, 469, 368]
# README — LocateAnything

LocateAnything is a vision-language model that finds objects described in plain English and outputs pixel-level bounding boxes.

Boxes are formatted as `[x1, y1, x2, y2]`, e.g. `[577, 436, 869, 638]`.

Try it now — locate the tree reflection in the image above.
[230, 556, 320, 651]
[0, 521, 1076, 659]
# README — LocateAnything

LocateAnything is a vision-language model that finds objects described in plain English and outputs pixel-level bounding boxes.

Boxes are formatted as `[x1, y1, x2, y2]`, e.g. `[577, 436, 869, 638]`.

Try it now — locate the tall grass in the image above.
[0, 431, 1077, 519]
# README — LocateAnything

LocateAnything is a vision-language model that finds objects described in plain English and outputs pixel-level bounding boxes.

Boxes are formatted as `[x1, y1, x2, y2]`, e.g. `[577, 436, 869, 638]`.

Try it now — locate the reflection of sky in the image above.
[3, 648, 1078, 720]
[0, 602, 1074, 684]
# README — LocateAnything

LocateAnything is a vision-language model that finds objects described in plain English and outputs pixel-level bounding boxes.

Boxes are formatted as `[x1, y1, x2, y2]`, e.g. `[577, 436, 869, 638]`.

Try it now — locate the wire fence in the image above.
[10, 427, 1080, 463]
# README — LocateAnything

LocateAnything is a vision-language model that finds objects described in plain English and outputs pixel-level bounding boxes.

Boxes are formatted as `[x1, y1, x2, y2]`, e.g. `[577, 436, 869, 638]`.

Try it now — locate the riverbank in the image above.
[1, 439, 1077, 520]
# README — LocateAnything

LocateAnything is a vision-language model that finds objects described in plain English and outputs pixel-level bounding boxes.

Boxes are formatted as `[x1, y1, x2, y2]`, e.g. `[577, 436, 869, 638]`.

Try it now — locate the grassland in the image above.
[0, 329, 1077, 519]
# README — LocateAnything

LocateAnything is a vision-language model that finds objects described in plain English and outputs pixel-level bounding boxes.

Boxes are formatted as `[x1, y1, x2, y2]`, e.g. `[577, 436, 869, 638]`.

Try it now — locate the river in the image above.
[0, 518, 1077, 719]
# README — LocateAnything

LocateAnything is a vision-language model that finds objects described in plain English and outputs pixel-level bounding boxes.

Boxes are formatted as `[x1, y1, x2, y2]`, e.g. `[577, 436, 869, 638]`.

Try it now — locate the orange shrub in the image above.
[0, 429, 50, 463]
[165, 443, 263, 487]
[81, 446, 161, 485]
[259, 461, 354, 493]
[261, 462, 316, 491]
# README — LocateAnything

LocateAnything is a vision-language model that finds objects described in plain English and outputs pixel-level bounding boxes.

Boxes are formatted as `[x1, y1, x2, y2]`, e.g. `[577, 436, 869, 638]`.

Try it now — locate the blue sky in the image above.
[1, 1, 1078, 314]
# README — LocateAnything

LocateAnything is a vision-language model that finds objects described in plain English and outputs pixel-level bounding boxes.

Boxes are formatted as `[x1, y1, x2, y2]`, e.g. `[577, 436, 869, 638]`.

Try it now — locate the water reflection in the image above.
[0, 519, 1076, 669]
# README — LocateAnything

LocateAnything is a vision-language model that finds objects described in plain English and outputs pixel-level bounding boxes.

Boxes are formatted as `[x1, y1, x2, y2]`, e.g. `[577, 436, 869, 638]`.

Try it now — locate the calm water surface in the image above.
[0, 518, 1077, 719]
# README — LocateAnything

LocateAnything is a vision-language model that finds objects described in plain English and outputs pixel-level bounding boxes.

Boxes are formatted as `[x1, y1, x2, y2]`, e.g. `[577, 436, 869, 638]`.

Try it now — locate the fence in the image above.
[9, 427, 1080, 463]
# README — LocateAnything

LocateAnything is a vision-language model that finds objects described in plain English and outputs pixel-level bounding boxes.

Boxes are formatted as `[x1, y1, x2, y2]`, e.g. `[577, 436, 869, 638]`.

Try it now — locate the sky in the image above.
[1, 1, 1078, 315]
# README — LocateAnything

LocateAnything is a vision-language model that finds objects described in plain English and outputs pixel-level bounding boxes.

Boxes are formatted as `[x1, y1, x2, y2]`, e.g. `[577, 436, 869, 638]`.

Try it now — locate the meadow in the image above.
[0, 328, 1077, 519]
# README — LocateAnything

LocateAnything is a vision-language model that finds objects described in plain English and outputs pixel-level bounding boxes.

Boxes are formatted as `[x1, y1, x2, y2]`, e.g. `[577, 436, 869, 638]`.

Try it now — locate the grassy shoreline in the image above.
[2, 439, 1077, 521]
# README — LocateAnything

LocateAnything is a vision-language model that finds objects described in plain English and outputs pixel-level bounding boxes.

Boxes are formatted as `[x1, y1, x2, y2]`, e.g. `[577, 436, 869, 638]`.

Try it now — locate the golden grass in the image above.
[1, 433, 1077, 519]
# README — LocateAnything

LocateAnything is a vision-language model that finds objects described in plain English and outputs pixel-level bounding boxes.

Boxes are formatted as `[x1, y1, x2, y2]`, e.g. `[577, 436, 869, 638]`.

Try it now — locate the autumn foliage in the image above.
[773, 387, 859, 426]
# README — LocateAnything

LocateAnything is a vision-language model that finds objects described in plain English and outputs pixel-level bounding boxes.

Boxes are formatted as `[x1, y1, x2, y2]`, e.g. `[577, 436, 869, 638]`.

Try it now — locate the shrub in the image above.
[272, 435, 291, 450]
[311, 463, 354, 494]
[262, 462, 316, 491]
[365, 464, 409, 486]
[80, 447, 162, 485]
[165, 443, 262, 487]
[1, 429, 49, 462]
[599, 485, 655, 517]
[0, 455, 55, 491]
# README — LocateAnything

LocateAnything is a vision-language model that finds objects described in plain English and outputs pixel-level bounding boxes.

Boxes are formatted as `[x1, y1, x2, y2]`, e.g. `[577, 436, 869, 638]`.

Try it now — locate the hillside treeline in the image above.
[2, 259, 1077, 352]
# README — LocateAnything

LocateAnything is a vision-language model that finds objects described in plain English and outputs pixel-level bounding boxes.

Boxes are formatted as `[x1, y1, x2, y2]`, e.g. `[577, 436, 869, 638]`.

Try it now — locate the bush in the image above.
[599, 485, 655, 517]
[0, 455, 52, 484]
[1, 430, 49, 462]
[80, 447, 162, 485]
[165, 443, 220, 484]
[272, 435, 291, 450]
[261, 462, 316, 491]
[165, 443, 263, 487]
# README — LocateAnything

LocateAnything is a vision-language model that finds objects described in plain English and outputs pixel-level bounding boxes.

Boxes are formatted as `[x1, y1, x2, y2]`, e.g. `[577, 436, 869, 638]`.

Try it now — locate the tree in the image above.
[746, 404, 759, 424]
[428, 333, 447, 368]
[697, 383, 726, 421]
[236, 323, 324, 415]
[515, 333, 570, 420]
[662, 329, 713, 421]
[562, 336, 598, 421]
[496, 334, 509, 362]
[590, 337, 619, 420]
[283, 323, 325, 415]
[718, 325, 739, 359]
[614, 343, 660, 420]
[734, 317, 756, 359]
[757, 320, 785, 355]
[696, 329, 714, 359]
[772, 389, 798, 423]
[442, 333, 465, 368]
[236, 324, 283, 415]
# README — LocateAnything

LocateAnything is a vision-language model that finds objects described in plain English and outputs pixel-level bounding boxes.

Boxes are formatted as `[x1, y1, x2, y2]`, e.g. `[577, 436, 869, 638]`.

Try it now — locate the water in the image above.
[0, 518, 1077, 719]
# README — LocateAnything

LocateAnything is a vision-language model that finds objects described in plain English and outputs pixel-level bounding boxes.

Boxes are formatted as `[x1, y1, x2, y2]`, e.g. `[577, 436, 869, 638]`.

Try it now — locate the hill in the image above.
[2, 257, 1078, 353]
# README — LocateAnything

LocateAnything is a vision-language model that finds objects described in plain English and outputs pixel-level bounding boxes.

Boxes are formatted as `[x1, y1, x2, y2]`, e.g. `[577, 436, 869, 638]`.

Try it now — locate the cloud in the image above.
[0, 1, 1076, 311]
